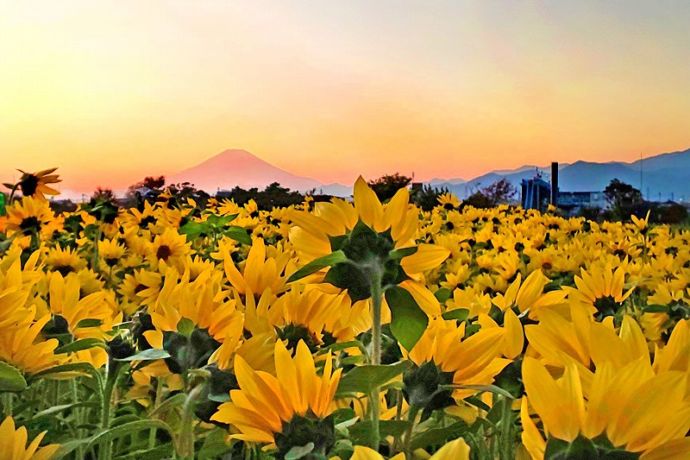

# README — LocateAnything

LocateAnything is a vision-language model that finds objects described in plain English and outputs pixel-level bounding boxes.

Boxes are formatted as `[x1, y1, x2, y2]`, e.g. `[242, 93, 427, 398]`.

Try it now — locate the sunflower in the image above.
[289, 177, 448, 282]
[0, 416, 60, 460]
[491, 270, 567, 318]
[43, 246, 87, 275]
[147, 228, 191, 269]
[220, 237, 291, 297]
[145, 269, 241, 344]
[267, 287, 347, 351]
[0, 196, 57, 241]
[403, 317, 512, 411]
[567, 264, 635, 320]
[44, 272, 120, 367]
[6, 167, 61, 200]
[521, 357, 690, 459]
[525, 308, 649, 379]
[212, 340, 342, 456]
[437, 192, 460, 211]
[0, 312, 64, 375]
[98, 238, 126, 268]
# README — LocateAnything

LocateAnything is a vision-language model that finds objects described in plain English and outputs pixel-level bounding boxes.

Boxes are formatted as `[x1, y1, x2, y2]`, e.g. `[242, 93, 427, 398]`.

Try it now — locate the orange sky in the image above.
[1, 1, 689, 192]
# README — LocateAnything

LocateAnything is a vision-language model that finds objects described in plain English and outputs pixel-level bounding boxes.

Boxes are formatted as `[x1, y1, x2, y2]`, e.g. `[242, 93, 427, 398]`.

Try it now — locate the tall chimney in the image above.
[550, 162, 559, 206]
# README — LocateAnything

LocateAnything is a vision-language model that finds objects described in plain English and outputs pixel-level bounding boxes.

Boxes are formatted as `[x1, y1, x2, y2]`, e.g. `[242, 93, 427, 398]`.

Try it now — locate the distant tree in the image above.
[124, 176, 166, 209]
[142, 176, 166, 190]
[368, 174, 412, 202]
[165, 182, 210, 209]
[87, 188, 119, 223]
[411, 184, 448, 211]
[604, 179, 642, 219]
[216, 182, 304, 211]
[464, 191, 494, 209]
[482, 178, 517, 205]
[465, 178, 517, 208]
[91, 187, 116, 203]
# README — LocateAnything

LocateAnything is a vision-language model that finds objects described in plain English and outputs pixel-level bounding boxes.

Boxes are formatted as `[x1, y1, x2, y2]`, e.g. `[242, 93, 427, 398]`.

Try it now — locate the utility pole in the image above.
[640, 152, 643, 200]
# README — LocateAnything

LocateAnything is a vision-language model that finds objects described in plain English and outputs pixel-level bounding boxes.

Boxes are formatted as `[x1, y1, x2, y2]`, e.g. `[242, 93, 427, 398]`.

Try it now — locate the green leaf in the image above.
[207, 392, 230, 403]
[31, 362, 100, 381]
[179, 221, 206, 239]
[411, 421, 469, 450]
[75, 318, 103, 328]
[350, 420, 411, 444]
[287, 250, 347, 283]
[444, 383, 515, 399]
[86, 420, 174, 450]
[150, 393, 186, 418]
[55, 338, 106, 354]
[199, 429, 232, 459]
[284, 442, 315, 460]
[177, 317, 195, 337]
[442, 308, 469, 321]
[434, 287, 452, 303]
[55, 439, 93, 459]
[0, 361, 27, 392]
[33, 402, 99, 419]
[389, 246, 418, 259]
[225, 226, 251, 245]
[385, 286, 428, 351]
[116, 348, 171, 362]
[206, 213, 237, 227]
[337, 361, 410, 395]
[643, 304, 668, 313]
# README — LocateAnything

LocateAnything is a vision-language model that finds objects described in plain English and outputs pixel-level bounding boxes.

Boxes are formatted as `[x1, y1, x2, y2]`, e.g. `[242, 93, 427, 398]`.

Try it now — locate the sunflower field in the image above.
[1, 169, 690, 460]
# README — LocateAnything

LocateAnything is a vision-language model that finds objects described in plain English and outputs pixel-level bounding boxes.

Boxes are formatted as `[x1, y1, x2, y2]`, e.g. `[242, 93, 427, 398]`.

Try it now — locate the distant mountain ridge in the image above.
[166, 147, 690, 201]
[438, 147, 690, 201]
[169, 149, 322, 193]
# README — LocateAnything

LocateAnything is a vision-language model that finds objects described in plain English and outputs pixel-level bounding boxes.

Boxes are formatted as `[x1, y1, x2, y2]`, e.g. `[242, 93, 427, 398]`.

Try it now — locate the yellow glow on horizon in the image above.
[1, 1, 689, 191]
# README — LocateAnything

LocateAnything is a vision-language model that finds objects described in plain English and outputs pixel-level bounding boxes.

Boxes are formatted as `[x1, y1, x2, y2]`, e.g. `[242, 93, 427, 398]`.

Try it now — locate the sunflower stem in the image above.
[499, 396, 515, 460]
[403, 405, 420, 458]
[1, 393, 12, 417]
[369, 263, 384, 450]
[100, 360, 124, 460]
[178, 383, 203, 459]
[91, 225, 102, 272]
[149, 378, 165, 449]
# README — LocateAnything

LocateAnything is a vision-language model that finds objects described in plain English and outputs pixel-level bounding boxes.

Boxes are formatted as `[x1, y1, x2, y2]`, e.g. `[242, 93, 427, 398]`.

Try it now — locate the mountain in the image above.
[164, 146, 690, 202]
[438, 148, 690, 201]
[169, 149, 323, 193]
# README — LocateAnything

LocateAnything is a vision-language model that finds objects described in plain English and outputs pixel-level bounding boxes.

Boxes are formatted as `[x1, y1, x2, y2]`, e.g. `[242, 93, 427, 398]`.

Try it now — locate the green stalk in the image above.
[149, 378, 165, 449]
[369, 264, 384, 450]
[1, 393, 12, 417]
[403, 405, 420, 459]
[499, 397, 514, 460]
[177, 384, 203, 459]
[92, 226, 102, 272]
[71, 380, 85, 459]
[100, 361, 122, 460]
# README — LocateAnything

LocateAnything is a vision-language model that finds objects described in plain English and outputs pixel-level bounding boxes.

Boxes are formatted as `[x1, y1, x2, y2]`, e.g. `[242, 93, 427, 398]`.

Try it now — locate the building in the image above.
[557, 191, 608, 213]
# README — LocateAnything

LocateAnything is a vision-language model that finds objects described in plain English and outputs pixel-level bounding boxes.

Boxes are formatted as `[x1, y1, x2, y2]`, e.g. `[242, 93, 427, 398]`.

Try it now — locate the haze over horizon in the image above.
[2, 1, 690, 191]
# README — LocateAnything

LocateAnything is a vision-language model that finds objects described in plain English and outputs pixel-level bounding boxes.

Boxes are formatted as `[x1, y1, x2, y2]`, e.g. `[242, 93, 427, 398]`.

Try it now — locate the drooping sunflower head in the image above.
[289, 178, 449, 301]
[212, 339, 342, 455]
[570, 264, 635, 320]
[521, 357, 690, 459]
[10, 167, 61, 200]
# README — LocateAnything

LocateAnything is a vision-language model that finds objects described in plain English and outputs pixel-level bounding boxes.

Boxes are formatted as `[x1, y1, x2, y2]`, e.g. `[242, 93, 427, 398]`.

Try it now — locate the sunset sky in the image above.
[1, 1, 689, 192]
